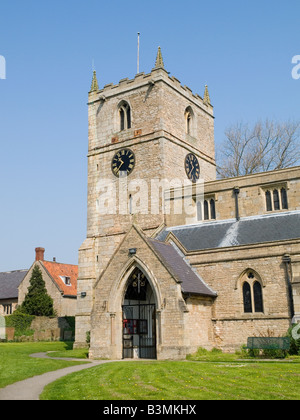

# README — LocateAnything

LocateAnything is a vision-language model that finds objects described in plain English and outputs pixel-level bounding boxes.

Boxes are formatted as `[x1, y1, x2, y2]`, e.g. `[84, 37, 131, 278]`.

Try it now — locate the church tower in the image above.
[74, 48, 216, 349]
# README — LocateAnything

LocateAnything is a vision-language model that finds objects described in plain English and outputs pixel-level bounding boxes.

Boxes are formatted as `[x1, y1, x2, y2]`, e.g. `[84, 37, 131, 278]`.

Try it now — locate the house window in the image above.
[119, 101, 131, 131]
[60, 276, 71, 286]
[65, 277, 71, 286]
[3, 304, 12, 315]
[264, 186, 288, 212]
[241, 271, 264, 314]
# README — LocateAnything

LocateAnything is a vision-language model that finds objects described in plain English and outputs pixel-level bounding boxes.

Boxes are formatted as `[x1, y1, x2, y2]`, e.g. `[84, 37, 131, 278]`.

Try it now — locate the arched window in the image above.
[241, 270, 264, 314]
[253, 281, 264, 313]
[185, 107, 194, 135]
[119, 101, 131, 131]
[281, 188, 288, 210]
[273, 189, 280, 210]
[204, 200, 209, 220]
[186, 113, 192, 134]
[210, 199, 216, 220]
[197, 201, 202, 222]
[266, 190, 272, 212]
[243, 282, 252, 313]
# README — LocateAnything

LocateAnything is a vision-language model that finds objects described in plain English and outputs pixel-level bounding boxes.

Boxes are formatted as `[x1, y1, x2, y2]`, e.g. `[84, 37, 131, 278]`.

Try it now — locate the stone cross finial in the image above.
[155, 46, 164, 68]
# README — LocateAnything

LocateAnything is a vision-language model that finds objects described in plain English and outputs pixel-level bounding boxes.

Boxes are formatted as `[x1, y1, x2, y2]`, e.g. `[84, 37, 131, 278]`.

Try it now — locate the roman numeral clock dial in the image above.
[185, 153, 200, 183]
[112, 148, 136, 177]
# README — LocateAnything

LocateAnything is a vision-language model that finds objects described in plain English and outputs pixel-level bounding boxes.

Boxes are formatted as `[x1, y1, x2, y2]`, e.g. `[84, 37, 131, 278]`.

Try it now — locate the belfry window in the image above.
[264, 186, 288, 212]
[185, 107, 194, 135]
[186, 112, 192, 134]
[119, 101, 131, 131]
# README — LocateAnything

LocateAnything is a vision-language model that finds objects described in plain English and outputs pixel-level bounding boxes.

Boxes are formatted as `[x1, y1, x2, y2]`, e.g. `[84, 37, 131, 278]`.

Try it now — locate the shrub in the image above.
[64, 316, 75, 334]
[288, 325, 300, 355]
[5, 313, 35, 336]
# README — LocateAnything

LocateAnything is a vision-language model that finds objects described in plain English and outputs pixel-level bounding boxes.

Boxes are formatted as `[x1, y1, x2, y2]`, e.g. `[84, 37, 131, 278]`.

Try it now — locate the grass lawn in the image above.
[1, 342, 299, 400]
[40, 359, 300, 401]
[0, 342, 87, 389]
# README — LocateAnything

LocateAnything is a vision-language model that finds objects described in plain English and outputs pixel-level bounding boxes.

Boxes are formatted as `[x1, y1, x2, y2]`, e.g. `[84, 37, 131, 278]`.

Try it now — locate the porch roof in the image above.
[147, 238, 217, 298]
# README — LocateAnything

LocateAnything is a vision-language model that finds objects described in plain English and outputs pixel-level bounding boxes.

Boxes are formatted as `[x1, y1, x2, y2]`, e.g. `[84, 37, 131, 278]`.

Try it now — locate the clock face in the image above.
[112, 148, 135, 177]
[185, 153, 200, 183]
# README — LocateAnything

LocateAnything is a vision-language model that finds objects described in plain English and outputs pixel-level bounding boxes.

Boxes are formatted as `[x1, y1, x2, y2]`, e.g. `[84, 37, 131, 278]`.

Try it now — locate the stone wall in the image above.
[187, 241, 298, 351]
[7, 317, 74, 342]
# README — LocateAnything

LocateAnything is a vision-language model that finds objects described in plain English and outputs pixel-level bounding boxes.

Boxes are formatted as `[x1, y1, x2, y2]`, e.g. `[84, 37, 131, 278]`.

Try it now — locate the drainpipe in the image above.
[282, 254, 295, 321]
[233, 187, 240, 221]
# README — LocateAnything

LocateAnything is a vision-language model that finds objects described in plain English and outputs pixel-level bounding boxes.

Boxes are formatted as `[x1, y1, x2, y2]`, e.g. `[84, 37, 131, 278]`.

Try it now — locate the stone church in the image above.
[74, 48, 300, 360]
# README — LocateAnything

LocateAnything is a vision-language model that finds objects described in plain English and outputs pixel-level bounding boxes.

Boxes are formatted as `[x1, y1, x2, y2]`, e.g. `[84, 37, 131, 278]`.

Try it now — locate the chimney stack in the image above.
[35, 247, 45, 261]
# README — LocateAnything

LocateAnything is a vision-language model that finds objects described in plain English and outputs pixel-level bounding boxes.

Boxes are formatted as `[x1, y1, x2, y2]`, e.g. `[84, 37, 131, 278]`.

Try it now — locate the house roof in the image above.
[0, 270, 28, 300]
[147, 238, 217, 297]
[157, 211, 300, 251]
[41, 261, 78, 297]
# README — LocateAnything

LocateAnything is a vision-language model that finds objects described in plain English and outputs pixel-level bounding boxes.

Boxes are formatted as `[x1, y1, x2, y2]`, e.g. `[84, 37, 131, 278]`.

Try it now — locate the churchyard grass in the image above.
[40, 359, 300, 400]
[1, 342, 299, 400]
[0, 342, 86, 389]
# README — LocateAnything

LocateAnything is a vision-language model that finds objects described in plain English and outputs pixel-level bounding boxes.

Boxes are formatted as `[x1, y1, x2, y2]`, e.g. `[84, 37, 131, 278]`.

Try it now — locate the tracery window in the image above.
[242, 271, 264, 314]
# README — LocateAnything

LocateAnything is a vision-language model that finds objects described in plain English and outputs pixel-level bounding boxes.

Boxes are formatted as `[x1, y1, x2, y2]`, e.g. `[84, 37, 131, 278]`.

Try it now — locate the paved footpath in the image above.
[0, 353, 116, 401]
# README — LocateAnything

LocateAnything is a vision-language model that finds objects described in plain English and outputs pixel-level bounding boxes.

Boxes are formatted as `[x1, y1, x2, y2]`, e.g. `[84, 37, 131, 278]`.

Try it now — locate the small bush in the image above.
[5, 313, 35, 336]
[288, 324, 300, 355]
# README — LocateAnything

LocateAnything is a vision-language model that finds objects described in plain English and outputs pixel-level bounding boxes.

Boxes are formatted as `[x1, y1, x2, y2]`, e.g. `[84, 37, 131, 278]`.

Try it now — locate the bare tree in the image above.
[217, 119, 300, 178]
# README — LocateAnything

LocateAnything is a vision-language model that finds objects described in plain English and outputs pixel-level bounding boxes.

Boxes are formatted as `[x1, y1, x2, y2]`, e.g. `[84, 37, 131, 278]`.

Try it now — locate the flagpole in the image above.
[137, 32, 140, 74]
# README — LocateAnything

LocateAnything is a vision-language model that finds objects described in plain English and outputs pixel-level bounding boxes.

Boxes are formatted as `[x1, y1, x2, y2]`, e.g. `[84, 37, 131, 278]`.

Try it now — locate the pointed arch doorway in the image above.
[122, 267, 157, 359]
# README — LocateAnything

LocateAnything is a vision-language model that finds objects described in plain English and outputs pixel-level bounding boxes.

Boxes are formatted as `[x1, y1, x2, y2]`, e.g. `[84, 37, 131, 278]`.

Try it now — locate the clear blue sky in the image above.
[0, 0, 299, 271]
